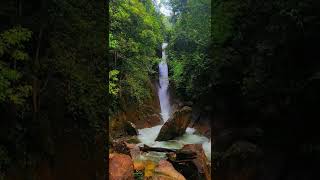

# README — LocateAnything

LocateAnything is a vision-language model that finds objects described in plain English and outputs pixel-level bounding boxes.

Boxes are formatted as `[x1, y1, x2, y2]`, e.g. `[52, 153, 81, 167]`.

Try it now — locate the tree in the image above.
[109, 0, 164, 109]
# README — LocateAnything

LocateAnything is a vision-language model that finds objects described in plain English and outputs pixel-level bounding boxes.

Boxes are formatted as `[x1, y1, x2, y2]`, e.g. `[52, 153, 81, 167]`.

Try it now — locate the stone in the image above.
[125, 143, 141, 160]
[133, 161, 145, 171]
[156, 106, 192, 141]
[146, 113, 162, 127]
[111, 139, 131, 155]
[111, 138, 140, 156]
[182, 144, 211, 180]
[144, 160, 157, 178]
[109, 153, 134, 180]
[125, 121, 138, 136]
[170, 144, 211, 180]
[153, 160, 186, 180]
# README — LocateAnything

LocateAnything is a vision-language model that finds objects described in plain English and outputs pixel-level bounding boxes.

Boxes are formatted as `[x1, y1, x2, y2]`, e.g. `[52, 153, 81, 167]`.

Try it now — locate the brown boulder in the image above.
[111, 140, 142, 160]
[146, 113, 162, 127]
[125, 143, 141, 160]
[109, 153, 134, 180]
[153, 160, 186, 180]
[156, 106, 192, 141]
[170, 144, 211, 180]
[183, 144, 211, 180]
[133, 161, 145, 171]
[111, 139, 131, 155]
[125, 121, 138, 136]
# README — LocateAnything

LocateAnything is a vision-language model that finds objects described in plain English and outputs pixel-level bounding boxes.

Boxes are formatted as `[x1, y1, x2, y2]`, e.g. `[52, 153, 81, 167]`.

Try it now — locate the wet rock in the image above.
[153, 160, 186, 180]
[171, 144, 211, 180]
[126, 143, 141, 160]
[109, 153, 134, 180]
[156, 106, 192, 141]
[146, 113, 162, 127]
[111, 139, 131, 155]
[111, 137, 140, 156]
[133, 161, 145, 171]
[125, 121, 138, 136]
[125, 143, 145, 171]
[144, 160, 157, 178]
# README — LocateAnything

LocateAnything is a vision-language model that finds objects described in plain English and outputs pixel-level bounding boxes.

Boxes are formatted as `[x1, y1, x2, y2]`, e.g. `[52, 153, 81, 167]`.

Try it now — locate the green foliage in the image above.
[169, 0, 320, 136]
[109, 69, 120, 95]
[109, 33, 118, 49]
[0, 1, 107, 178]
[0, 27, 32, 47]
[110, 0, 164, 107]
[167, 0, 211, 99]
[0, 27, 32, 106]
[133, 170, 144, 180]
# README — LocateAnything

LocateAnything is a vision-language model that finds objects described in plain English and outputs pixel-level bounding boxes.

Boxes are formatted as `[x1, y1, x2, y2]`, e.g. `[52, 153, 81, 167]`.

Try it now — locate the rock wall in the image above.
[110, 79, 161, 139]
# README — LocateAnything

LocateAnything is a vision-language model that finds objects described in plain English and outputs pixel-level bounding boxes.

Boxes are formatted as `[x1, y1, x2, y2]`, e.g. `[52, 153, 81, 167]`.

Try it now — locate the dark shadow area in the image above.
[0, 1, 107, 179]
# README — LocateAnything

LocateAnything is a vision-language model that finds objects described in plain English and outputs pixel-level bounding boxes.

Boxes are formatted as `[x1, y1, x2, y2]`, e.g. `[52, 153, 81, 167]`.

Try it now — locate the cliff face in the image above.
[110, 78, 161, 139]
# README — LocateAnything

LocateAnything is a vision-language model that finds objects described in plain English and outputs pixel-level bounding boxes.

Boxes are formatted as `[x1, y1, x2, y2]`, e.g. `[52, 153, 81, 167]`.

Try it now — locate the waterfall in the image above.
[137, 43, 211, 162]
[158, 43, 170, 122]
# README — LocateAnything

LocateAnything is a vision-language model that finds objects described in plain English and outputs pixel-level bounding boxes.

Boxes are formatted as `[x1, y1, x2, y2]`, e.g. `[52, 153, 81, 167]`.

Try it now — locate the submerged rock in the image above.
[109, 153, 134, 180]
[156, 106, 192, 141]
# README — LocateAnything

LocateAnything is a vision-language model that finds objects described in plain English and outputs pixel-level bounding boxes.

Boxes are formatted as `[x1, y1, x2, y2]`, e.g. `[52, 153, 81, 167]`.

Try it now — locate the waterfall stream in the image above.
[158, 43, 170, 122]
[137, 43, 211, 161]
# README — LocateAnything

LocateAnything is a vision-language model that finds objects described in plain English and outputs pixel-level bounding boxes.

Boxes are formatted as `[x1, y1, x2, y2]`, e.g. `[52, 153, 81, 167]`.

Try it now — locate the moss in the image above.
[133, 170, 144, 180]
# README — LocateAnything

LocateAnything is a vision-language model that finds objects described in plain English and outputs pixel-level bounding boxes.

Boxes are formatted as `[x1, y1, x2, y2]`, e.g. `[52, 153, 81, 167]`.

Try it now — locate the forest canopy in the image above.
[109, 0, 165, 113]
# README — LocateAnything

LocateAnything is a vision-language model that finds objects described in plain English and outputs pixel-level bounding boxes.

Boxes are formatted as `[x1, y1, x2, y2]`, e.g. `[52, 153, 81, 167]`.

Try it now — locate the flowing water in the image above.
[158, 43, 170, 122]
[137, 43, 211, 161]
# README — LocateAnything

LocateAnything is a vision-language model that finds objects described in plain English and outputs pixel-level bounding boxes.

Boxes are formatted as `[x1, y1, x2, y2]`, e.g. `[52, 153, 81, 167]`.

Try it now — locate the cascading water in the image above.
[158, 43, 170, 122]
[137, 43, 211, 161]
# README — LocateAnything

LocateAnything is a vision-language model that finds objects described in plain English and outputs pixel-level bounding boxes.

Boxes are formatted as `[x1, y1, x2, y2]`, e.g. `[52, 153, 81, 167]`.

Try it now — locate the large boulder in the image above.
[109, 153, 134, 180]
[156, 106, 192, 141]
[153, 160, 186, 180]
[170, 144, 211, 180]
[124, 121, 138, 136]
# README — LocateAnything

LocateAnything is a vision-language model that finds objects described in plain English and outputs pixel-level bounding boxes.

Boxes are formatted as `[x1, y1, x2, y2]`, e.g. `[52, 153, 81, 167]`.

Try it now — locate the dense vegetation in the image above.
[109, 0, 165, 114]
[0, 0, 106, 179]
[1, 0, 319, 179]
[166, 0, 211, 98]
[167, 0, 320, 179]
